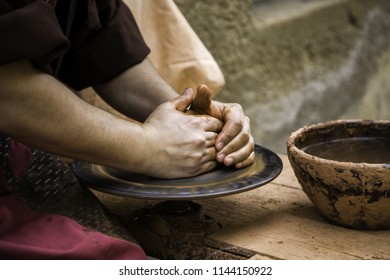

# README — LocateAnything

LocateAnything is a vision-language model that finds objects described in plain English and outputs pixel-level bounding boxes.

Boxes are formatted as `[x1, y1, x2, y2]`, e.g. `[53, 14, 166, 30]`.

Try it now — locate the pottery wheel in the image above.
[72, 144, 282, 200]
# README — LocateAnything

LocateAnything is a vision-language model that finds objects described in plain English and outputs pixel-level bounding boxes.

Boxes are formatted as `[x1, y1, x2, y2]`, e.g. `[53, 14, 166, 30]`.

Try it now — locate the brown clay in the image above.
[193, 84, 212, 115]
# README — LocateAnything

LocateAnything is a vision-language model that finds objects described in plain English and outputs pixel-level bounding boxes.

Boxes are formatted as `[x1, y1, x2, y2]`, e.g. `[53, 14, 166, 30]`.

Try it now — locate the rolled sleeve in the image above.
[58, 0, 151, 90]
[0, 0, 150, 90]
[0, 0, 69, 73]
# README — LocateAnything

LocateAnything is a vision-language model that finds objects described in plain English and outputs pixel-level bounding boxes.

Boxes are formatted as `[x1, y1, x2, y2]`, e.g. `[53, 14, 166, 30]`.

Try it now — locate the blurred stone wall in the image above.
[174, 0, 390, 153]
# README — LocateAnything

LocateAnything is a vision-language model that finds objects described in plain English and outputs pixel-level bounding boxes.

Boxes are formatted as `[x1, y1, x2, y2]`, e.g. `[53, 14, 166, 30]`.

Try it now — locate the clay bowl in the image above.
[287, 120, 390, 229]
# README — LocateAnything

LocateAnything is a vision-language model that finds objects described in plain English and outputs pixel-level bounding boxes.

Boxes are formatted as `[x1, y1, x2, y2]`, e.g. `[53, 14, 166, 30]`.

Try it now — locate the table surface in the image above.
[93, 154, 390, 260]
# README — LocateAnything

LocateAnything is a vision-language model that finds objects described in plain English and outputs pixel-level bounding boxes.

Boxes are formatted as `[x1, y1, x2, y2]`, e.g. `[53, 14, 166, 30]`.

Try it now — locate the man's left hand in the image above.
[191, 84, 255, 169]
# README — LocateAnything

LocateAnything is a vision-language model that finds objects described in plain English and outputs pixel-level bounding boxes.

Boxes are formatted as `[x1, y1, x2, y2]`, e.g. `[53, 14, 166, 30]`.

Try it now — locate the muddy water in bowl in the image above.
[287, 120, 390, 230]
[303, 137, 390, 163]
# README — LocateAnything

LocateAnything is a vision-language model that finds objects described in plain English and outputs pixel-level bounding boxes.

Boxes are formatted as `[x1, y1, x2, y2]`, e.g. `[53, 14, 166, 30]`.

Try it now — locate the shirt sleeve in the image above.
[57, 0, 151, 90]
[0, 0, 150, 91]
[0, 0, 69, 73]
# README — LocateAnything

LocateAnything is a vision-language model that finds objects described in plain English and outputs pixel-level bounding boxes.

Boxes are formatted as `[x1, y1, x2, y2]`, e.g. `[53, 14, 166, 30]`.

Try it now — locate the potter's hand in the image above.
[192, 85, 255, 169]
[142, 88, 223, 178]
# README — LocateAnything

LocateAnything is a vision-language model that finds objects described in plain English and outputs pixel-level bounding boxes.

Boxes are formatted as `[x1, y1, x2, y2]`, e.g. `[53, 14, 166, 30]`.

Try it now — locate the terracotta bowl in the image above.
[287, 120, 390, 229]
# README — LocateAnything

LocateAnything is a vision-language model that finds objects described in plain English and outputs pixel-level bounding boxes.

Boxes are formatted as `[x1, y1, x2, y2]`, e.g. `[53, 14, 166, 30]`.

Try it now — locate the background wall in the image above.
[173, 0, 390, 153]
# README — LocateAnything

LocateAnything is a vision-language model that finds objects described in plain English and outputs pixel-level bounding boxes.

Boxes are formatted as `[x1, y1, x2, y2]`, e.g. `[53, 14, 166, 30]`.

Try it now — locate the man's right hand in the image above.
[140, 88, 223, 178]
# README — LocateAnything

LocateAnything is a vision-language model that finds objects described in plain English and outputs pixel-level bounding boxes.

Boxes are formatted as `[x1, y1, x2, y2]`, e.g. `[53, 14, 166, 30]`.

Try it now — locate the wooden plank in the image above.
[200, 155, 390, 260]
[93, 154, 390, 260]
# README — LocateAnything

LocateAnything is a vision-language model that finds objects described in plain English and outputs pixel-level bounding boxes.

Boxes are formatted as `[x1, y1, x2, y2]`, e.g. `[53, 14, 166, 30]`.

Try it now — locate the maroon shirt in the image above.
[0, 0, 150, 90]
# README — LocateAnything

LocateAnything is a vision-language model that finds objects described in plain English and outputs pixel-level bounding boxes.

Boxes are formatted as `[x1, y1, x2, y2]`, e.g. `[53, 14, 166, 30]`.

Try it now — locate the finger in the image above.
[194, 148, 218, 176]
[200, 116, 223, 132]
[215, 113, 245, 151]
[171, 87, 194, 112]
[199, 160, 219, 175]
[193, 84, 212, 114]
[204, 132, 218, 147]
[221, 138, 255, 167]
[216, 116, 253, 164]
[218, 118, 251, 156]
[204, 146, 217, 161]
[235, 151, 256, 169]
[216, 109, 250, 151]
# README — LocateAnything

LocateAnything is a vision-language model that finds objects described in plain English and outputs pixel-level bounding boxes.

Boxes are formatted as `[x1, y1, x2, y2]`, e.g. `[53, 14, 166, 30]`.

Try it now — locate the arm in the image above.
[0, 61, 221, 178]
[93, 60, 255, 169]
[93, 58, 178, 122]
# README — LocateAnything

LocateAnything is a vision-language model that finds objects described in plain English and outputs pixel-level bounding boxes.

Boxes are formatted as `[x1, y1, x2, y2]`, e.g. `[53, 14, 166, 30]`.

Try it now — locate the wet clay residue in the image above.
[287, 120, 390, 230]
[302, 137, 390, 163]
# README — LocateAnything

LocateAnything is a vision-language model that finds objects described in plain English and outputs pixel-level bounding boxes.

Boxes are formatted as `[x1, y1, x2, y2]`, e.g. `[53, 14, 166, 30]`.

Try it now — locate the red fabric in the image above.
[0, 188, 147, 259]
[0, 139, 147, 260]
[8, 139, 33, 180]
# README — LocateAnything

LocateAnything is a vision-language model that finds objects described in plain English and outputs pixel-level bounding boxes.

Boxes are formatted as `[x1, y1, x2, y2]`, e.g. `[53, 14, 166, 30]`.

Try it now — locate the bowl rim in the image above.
[287, 119, 390, 168]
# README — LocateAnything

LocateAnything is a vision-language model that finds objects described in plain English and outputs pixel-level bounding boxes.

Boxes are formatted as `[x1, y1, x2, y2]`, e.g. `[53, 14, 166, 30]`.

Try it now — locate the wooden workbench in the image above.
[93, 154, 390, 260]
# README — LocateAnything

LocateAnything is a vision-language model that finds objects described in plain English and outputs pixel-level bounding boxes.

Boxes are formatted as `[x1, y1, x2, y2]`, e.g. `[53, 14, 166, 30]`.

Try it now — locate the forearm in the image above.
[93, 59, 179, 122]
[0, 61, 148, 173]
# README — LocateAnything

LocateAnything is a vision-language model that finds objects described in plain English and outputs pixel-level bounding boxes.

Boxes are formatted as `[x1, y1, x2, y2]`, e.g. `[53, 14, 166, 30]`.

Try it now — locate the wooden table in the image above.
[93, 154, 390, 260]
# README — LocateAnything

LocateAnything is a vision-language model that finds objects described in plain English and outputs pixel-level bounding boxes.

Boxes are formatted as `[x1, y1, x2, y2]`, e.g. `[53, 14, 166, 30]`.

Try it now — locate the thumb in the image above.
[171, 87, 194, 112]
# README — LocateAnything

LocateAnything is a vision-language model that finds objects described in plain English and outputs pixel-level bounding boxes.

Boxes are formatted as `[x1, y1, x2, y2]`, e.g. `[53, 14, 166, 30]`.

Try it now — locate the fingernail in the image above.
[225, 157, 233, 166]
[182, 87, 192, 96]
[216, 142, 224, 151]
[217, 153, 225, 162]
